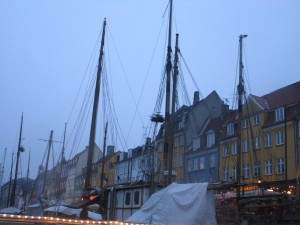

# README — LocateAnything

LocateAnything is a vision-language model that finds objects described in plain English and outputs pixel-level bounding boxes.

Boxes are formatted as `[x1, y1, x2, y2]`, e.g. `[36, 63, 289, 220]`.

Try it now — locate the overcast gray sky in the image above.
[1, 0, 300, 181]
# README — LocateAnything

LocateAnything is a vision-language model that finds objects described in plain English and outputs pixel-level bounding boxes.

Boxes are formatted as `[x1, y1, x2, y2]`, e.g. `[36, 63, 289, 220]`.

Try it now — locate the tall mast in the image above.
[236, 34, 247, 223]
[7, 153, 14, 207]
[163, 0, 173, 186]
[42, 130, 53, 198]
[10, 112, 24, 207]
[0, 148, 7, 194]
[85, 18, 106, 190]
[62, 123, 67, 162]
[81, 18, 106, 219]
[167, 33, 179, 185]
[101, 122, 108, 186]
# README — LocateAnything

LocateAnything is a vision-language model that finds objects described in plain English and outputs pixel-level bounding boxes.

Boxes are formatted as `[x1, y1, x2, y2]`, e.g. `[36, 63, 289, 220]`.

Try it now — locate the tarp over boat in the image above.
[0, 207, 23, 214]
[44, 205, 102, 220]
[126, 182, 217, 225]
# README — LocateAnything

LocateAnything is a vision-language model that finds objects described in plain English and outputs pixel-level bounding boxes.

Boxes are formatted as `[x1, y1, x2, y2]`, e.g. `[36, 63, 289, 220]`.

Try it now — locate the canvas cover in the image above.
[126, 182, 217, 225]
[44, 205, 102, 220]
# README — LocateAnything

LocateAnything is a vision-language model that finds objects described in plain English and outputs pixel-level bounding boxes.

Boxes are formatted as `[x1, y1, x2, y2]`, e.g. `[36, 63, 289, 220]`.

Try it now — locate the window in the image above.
[242, 119, 248, 129]
[178, 119, 184, 130]
[179, 135, 184, 146]
[223, 144, 229, 157]
[210, 155, 216, 168]
[231, 166, 237, 180]
[188, 160, 192, 172]
[253, 161, 261, 178]
[275, 107, 285, 122]
[207, 131, 215, 147]
[276, 131, 284, 145]
[193, 158, 199, 171]
[133, 190, 141, 206]
[264, 133, 272, 148]
[265, 159, 272, 175]
[276, 158, 285, 174]
[231, 142, 237, 155]
[242, 139, 249, 152]
[223, 167, 228, 181]
[192, 137, 200, 151]
[174, 138, 179, 147]
[158, 142, 163, 153]
[253, 115, 260, 125]
[227, 123, 234, 136]
[243, 163, 250, 179]
[254, 136, 260, 150]
[124, 191, 131, 206]
[200, 157, 205, 169]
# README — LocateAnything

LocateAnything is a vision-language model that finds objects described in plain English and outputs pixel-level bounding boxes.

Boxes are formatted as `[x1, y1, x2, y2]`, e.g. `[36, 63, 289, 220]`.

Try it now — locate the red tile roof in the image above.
[260, 81, 300, 109]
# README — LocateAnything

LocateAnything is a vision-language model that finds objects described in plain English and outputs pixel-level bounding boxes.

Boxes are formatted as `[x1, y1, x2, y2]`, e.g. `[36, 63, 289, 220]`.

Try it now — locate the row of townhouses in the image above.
[1, 81, 300, 210]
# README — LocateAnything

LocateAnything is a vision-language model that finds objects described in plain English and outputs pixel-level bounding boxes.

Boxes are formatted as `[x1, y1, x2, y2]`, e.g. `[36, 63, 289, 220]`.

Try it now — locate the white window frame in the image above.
[276, 158, 285, 174]
[223, 144, 229, 157]
[231, 141, 237, 155]
[124, 191, 132, 207]
[223, 167, 228, 181]
[265, 159, 272, 176]
[242, 119, 248, 129]
[253, 161, 261, 178]
[227, 123, 234, 136]
[210, 155, 216, 168]
[275, 107, 285, 122]
[242, 139, 249, 152]
[207, 131, 215, 147]
[254, 136, 260, 150]
[243, 163, 250, 179]
[264, 133, 272, 148]
[276, 131, 284, 145]
[188, 160, 192, 172]
[231, 166, 237, 181]
[200, 157, 205, 170]
[192, 137, 200, 151]
[253, 115, 260, 125]
[193, 158, 199, 171]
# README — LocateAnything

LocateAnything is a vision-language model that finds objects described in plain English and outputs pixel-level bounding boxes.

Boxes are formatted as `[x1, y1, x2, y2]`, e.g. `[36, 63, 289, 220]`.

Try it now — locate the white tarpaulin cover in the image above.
[126, 182, 217, 225]
[0, 207, 22, 214]
[44, 205, 102, 220]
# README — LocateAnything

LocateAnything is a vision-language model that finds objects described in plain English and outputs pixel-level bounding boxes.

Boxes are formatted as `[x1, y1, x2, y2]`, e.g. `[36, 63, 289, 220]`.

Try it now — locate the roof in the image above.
[253, 81, 300, 110]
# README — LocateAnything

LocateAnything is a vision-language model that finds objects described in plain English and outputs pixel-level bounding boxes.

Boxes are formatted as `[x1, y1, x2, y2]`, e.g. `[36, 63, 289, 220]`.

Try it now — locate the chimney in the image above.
[107, 145, 115, 156]
[193, 91, 200, 105]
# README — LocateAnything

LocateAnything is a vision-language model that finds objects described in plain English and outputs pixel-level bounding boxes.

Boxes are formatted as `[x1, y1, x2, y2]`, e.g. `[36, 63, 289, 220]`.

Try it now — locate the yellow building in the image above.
[219, 82, 300, 196]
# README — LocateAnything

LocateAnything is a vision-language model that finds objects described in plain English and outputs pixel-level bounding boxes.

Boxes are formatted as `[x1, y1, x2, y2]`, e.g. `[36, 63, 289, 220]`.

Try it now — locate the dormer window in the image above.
[192, 137, 200, 151]
[207, 131, 215, 147]
[253, 115, 260, 125]
[275, 107, 285, 122]
[227, 123, 234, 136]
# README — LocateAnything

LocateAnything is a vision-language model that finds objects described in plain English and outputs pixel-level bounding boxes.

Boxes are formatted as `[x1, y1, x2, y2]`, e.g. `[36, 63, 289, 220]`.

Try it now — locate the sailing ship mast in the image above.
[10, 112, 24, 207]
[236, 34, 247, 223]
[163, 0, 173, 186]
[101, 122, 108, 187]
[6, 153, 14, 207]
[167, 33, 179, 185]
[80, 18, 106, 219]
[41, 130, 54, 201]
